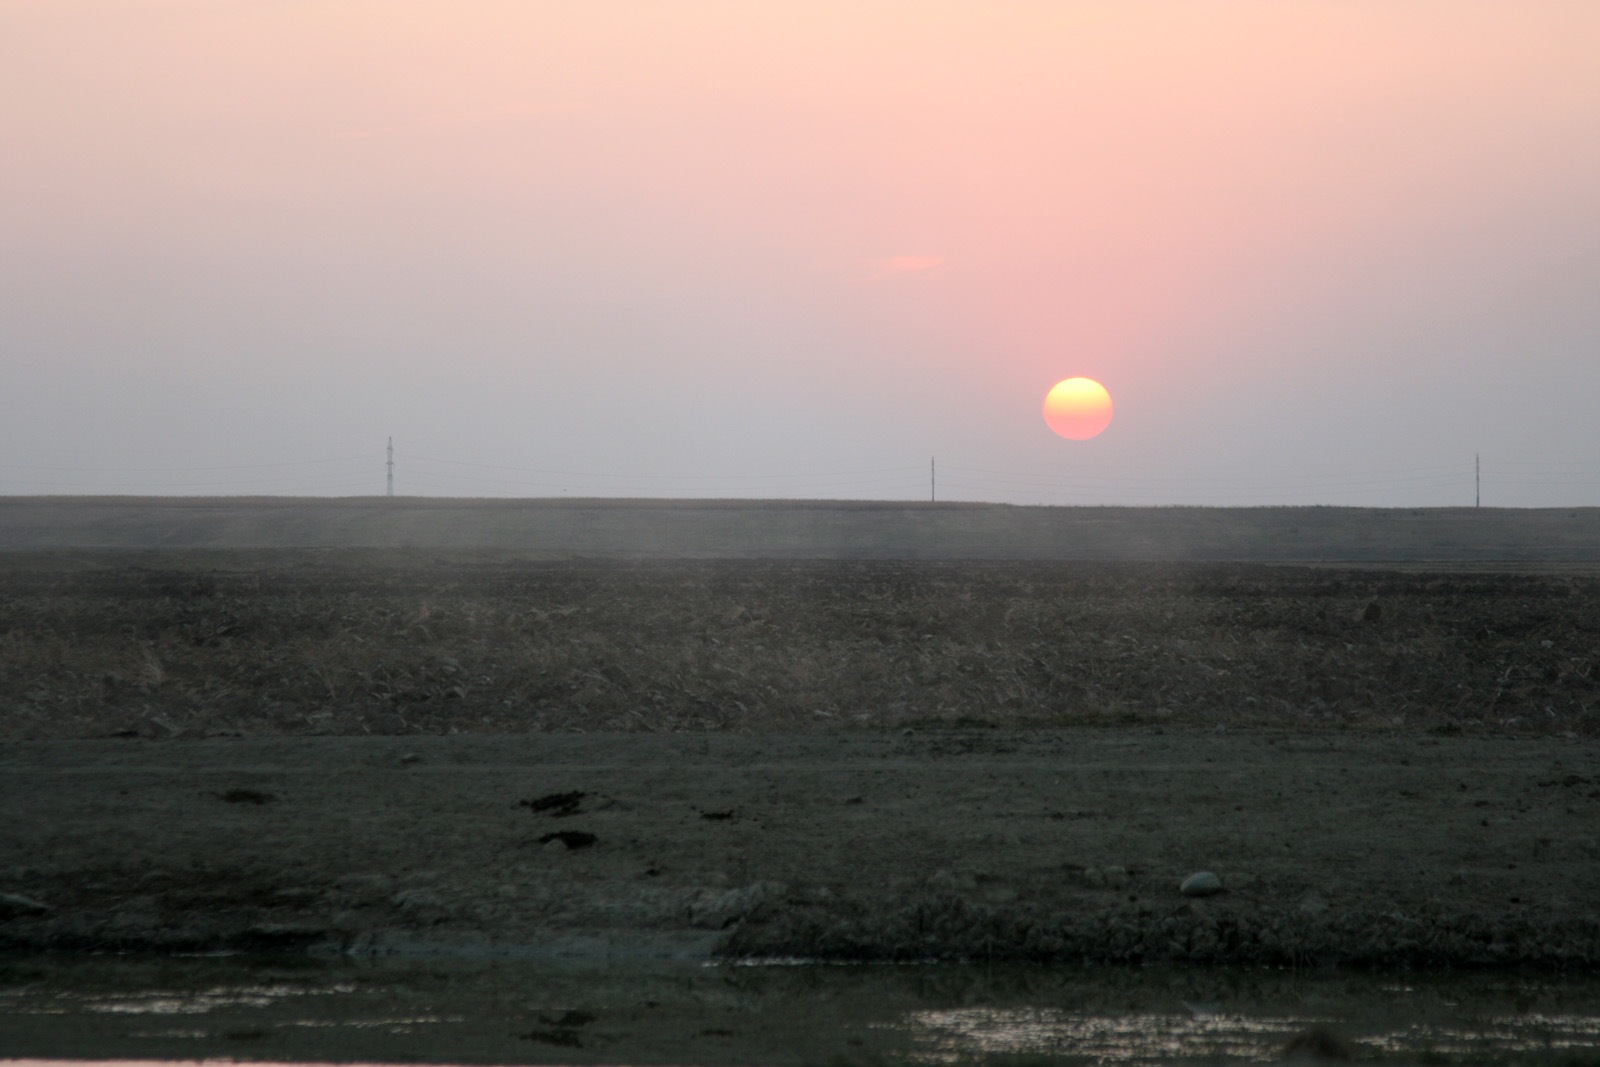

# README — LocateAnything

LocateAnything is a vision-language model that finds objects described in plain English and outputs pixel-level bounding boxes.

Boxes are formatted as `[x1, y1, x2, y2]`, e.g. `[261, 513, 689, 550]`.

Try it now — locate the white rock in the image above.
[1180, 871, 1224, 897]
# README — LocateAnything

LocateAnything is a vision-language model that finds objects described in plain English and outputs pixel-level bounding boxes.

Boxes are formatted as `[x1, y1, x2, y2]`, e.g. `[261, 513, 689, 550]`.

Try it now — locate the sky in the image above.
[3, 2, 1598, 506]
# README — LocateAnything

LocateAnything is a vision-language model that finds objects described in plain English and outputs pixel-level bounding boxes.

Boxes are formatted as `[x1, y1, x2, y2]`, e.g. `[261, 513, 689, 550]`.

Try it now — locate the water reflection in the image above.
[77, 983, 356, 1015]
[1365, 1013, 1600, 1061]
[900, 1005, 1600, 1065]
[905, 1006, 1319, 1063]
[3, 956, 1599, 1065]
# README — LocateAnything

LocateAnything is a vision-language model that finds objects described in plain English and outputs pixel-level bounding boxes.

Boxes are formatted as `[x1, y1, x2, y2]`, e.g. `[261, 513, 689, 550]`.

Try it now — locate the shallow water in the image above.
[3, 955, 1598, 1066]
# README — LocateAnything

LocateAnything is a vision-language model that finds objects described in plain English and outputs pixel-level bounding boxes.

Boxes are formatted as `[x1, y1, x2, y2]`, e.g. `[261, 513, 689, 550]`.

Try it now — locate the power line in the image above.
[2, 451, 1596, 505]
[0, 456, 374, 473]
[405, 453, 916, 482]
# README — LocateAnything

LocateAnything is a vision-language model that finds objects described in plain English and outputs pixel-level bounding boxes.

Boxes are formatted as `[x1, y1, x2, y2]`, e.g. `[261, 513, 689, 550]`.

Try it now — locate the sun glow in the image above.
[1043, 378, 1114, 441]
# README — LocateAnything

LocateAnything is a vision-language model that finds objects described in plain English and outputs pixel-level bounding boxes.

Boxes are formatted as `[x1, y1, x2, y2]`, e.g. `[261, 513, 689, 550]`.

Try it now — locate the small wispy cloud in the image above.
[863, 255, 946, 283]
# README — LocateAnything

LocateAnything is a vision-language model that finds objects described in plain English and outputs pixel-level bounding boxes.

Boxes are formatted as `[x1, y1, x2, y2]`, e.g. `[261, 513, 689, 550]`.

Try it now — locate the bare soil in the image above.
[2, 730, 1599, 968]
[2, 549, 1599, 967]
[3, 552, 1598, 738]
[5, 496, 1600, 562]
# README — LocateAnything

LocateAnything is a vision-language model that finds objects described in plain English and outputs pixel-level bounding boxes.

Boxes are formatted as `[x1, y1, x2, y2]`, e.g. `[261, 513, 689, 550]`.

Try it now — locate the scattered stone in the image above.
[390, 888, 449, 921]
[1082, 867, 1107, 888]
[398, 752, 421, 765]
[218, 788, 276, 805]
[688, 883, 769, 929]
[538, 830, 598, 851]
[521, 791, 587, 817]
[146, 714, 183, 739]
[1180, 871, 1224, 897]
[1298, 893, 1330, 917]
[1281, 1025, 1354, 1061]
[0, 891, 51, 918]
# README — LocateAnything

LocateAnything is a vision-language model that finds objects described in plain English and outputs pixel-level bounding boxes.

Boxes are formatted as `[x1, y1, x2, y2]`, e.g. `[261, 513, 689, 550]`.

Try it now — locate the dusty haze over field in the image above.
[3, 2, 1598, 506]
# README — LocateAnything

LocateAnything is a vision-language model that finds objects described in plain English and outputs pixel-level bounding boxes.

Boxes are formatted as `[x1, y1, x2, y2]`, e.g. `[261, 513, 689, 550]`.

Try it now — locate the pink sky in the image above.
[3, 2, 1598, 503]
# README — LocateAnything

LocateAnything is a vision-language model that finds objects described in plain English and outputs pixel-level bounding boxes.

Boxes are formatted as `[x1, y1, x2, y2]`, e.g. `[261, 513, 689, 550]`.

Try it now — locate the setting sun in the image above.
[1043, 378, 1114, 441]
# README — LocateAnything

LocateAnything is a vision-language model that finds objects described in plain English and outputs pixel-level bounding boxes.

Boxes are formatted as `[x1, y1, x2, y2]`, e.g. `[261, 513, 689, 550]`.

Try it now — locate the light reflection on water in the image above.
[3, 956, 1600, 1065]
[78, 983, 356, 1015]
[903, 1007, 1320, 1064]
[1366, 1013, 1600, 1060]
[898, 1005, 1600, 1065]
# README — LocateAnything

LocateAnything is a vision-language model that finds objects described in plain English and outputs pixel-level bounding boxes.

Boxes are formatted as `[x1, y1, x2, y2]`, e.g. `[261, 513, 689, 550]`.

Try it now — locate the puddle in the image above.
[3, 955, 1598, 1065]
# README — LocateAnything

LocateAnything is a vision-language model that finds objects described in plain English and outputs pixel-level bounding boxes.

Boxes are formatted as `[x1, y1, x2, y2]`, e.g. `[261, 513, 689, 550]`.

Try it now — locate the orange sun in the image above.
[1043, 377, 1114, 440]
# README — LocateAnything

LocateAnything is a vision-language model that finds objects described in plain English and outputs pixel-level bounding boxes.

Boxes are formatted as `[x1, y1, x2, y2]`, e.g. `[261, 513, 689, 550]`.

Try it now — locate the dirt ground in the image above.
[4, 553, 1599, 739]
[2, 729, 1598, 968]
[3, 552, 1600, 969]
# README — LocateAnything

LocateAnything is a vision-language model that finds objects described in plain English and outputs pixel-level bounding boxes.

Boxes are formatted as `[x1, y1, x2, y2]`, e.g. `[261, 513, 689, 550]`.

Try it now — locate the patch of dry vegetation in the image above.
[2, 552, 1598, 738]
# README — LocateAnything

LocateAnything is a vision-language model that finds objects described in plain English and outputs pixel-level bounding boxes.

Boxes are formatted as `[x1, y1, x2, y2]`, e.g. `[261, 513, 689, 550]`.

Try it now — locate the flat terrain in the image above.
[2, 730, 1598, 968]
[5, 496, 1600, 561]
[3, 552, 1599, 739]
[2, 541, 1599, 967]
[4, 500, 1600, 969]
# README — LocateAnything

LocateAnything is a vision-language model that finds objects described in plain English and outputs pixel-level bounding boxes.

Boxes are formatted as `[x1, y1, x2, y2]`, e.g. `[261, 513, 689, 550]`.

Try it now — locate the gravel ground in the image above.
[3, 729, 1598, 968]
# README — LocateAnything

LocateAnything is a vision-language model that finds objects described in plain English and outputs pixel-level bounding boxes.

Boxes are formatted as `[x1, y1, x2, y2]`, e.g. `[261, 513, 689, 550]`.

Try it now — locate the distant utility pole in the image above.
[931, 457, 936, 502]
[1475, 453, 1480, 508]
[387, 437, 394, 497]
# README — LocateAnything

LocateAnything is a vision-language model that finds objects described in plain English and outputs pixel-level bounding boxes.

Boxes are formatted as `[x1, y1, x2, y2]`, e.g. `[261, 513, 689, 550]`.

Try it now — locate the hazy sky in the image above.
[3, 2, 1598, 505]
